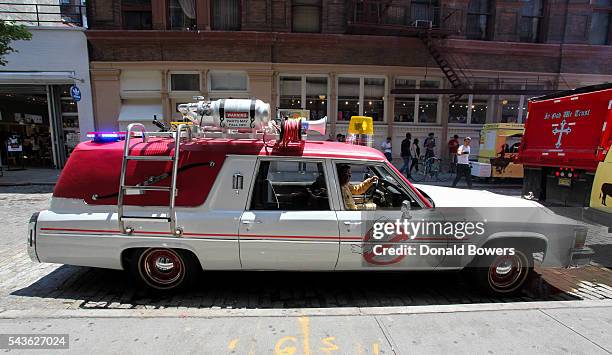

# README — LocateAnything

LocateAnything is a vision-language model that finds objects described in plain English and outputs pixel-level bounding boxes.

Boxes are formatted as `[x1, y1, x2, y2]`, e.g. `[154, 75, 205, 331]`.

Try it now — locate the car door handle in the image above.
[343, 221, 362, 225]
[242, 220, 263, 224]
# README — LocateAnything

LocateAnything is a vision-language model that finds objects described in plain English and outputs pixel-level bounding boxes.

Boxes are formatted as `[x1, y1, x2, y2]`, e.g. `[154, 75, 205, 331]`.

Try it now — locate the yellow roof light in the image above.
[348, 116, 374, 135]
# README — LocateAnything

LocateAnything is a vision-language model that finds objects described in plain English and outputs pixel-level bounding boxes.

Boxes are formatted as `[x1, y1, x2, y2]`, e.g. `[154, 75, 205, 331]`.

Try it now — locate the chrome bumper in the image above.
[27, 212, 40, 262]
[569, 246, 594, 267]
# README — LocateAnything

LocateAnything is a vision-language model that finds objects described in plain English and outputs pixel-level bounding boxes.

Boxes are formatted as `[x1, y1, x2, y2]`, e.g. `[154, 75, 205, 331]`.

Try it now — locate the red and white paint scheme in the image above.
[28, 99, 592, 295]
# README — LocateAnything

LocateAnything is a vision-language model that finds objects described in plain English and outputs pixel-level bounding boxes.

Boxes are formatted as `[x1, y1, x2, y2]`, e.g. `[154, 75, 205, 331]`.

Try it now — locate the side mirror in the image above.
[401, 200, 411, 219]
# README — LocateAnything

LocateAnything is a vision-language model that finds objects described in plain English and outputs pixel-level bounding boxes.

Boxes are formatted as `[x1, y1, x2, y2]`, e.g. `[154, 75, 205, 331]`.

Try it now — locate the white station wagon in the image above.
[28, 99, 593, 296]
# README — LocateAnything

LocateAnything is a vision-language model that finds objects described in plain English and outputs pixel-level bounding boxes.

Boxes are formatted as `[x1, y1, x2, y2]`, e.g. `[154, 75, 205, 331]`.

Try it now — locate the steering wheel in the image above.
[379, 179, 402, 193]
[365, 178, 379, 201]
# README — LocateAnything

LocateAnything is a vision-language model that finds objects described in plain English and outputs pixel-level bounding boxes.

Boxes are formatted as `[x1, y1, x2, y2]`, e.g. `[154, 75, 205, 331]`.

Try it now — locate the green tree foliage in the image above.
[0, 21, 32, 66]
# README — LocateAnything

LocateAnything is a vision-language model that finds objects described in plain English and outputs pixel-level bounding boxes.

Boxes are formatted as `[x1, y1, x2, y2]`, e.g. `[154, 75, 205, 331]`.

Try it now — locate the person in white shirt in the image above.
[381, 137, 392, 161]
[452, 137, 473, 188]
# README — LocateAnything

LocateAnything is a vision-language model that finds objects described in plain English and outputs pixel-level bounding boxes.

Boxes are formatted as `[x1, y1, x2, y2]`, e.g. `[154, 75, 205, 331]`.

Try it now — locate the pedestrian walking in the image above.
[424, 132, 436, 159]
[452, 137, 473, 189]
[448, 134, 459, 173]
[409, 138, 420, 176]
[381, 137, 393, 161]
[399, 133, 412, 177]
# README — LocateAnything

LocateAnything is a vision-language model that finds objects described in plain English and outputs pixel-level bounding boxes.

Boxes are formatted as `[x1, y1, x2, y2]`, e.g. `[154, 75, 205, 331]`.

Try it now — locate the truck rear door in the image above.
[519, 87, 612, 171]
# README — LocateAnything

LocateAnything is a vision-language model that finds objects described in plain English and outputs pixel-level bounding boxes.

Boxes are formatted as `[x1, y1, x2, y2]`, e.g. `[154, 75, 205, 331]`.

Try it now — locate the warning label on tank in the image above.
[224, 112, 250, 128]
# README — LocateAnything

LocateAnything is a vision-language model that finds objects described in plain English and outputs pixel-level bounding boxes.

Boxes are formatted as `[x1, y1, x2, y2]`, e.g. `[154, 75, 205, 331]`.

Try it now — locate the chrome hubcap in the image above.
[141, 249, 184, 287]
[488, 253, 527, 292]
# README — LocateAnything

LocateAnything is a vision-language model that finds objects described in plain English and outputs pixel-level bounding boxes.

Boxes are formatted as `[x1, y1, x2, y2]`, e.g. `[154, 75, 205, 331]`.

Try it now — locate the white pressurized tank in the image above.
[179, 99, 271, 130]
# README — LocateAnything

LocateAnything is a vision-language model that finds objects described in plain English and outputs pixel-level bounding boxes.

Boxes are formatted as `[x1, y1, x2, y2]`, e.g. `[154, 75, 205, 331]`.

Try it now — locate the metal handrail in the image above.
[0, 2, 85, 26]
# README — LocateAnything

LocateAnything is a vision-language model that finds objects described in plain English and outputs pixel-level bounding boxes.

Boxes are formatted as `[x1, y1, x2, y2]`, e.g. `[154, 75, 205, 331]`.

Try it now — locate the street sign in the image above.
[70, 85, 81, 102]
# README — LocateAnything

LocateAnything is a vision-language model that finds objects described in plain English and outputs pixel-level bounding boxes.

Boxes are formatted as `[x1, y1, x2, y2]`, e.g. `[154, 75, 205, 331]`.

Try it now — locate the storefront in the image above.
[0, 84, 81, 169]
[0, 21, 95, 170]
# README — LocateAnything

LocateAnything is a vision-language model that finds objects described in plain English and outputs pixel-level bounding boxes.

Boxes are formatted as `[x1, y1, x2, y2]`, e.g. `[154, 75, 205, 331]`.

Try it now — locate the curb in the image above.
[0, 300, 610, 320]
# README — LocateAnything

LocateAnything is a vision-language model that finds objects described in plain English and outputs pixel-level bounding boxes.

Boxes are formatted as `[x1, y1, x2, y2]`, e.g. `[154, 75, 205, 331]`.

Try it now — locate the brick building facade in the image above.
[86, 0, 612, 158]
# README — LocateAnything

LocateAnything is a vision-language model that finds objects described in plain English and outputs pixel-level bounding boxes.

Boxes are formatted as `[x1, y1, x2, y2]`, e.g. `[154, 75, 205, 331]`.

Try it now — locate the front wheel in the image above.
[130, 248, 198, 291]
[473, 249, 533, 297]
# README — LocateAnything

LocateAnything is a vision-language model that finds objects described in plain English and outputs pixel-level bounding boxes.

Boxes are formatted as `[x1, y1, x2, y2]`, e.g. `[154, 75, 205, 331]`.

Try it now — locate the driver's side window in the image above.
[335, 162, 422, 210]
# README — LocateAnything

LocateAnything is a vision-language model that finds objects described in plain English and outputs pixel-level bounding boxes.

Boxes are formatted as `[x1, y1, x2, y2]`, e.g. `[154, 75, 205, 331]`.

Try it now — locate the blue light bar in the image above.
[87, 131, 127, 143]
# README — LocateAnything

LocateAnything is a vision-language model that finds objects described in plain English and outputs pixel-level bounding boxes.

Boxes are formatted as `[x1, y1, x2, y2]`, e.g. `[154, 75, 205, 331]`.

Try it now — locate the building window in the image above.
[500, 98, 521, 123]
[466, 0, 490, 40]
[169, 0, 196, 30]
[393, 78, 440, 124]
[292, 0, 322, 33]
[411, 0, 440, 26]
[363, 78, 385, 121]
[394, 98, 416, 122]
[170, 73, 200, 91]
[418, 98, 438, 123]
[519, 0, 544, 43]
[449, 99, 469, 124]
[122, 0, 152, 30]
[305, 77, 327, 120]
[209, 71, 248, 92]
[337, 77, 386, 122]
[449, 95, 489, 125]
[470, 97, 488, 124]
[393, 79, 415, 123]
[212, 0, 241, 30]
[279, 76, 303, 110]
[418, 80, 440, 124]
[589, 0, 612, 45]
[279, 75, 329, 120]
[337, 77, 360, 122]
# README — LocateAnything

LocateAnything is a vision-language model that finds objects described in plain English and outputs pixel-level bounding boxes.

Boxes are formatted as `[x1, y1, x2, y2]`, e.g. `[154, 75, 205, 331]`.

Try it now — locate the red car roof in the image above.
[74, 138, 387, 161]
[54, 138, 388, 207]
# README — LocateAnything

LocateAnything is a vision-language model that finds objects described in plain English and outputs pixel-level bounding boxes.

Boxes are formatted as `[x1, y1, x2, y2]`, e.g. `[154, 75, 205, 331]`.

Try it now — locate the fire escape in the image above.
[347, 0, 470, 104]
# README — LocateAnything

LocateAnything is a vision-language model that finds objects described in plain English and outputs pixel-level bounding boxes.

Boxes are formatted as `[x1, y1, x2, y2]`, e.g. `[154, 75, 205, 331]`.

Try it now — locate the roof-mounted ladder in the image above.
[117, 123, 193, 236]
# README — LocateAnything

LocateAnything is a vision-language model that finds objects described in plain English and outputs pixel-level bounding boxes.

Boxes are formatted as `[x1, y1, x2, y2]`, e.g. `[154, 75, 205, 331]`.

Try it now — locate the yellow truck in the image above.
[471, 123, 524, 179]
[586, 151, 612, 230]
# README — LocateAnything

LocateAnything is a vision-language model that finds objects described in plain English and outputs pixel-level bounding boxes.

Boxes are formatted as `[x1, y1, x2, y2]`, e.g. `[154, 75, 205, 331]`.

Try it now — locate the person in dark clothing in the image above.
[399, 133, 412, 177]
[448, 134, 459, 173]
[423, 132, 436, 159]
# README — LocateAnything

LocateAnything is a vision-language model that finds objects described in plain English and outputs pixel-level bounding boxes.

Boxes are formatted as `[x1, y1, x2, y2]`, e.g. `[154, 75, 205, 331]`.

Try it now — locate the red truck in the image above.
[518, 83, 612, 206]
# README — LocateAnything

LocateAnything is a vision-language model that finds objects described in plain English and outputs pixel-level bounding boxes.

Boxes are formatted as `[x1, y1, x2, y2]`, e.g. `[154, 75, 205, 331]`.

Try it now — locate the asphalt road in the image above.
[1, 185, 611, 311]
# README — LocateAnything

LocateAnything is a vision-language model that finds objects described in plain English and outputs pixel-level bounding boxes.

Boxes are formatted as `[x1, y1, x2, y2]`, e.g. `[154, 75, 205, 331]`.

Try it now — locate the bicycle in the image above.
[410, 156, 451, 182]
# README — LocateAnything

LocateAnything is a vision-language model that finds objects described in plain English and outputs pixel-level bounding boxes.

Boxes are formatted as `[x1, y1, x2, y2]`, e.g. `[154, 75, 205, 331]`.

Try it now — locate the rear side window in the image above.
[250, 160, 329, 210]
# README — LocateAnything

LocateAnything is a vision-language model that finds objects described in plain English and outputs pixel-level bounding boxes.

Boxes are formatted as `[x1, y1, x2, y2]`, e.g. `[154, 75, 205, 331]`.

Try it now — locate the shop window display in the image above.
[0, 85, 80, 169]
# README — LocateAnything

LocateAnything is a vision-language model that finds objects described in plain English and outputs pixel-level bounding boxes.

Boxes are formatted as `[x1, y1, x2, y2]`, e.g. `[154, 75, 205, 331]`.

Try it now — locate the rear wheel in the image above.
[130, 248, 198, 291]
[474, 249, 533, 296]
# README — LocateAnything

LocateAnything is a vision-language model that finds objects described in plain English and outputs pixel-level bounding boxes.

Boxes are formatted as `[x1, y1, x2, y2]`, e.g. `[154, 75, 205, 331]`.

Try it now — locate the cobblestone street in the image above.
[1, 185, 611, 312]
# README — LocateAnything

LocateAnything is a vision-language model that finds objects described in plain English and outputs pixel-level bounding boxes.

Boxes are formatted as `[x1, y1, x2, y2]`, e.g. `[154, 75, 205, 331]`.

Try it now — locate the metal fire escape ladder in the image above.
[117, 123, 193, 236]
[418, 31, 469, 104]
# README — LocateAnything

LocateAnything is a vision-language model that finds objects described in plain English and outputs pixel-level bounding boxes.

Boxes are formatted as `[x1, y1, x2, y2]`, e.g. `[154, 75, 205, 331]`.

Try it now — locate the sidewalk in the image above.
[0, 168, 60, 186]
[1, 301, 610, 353]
